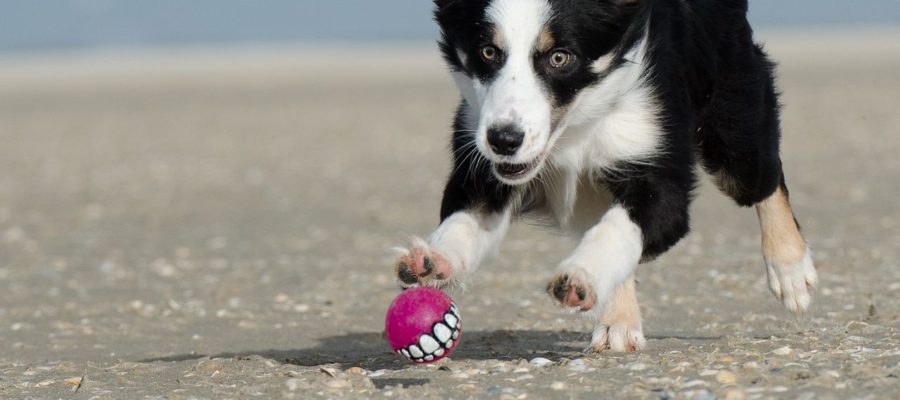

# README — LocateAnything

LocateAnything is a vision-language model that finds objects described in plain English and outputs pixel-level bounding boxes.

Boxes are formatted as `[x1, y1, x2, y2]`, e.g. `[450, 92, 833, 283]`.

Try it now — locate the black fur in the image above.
[435, 0, 786, 260]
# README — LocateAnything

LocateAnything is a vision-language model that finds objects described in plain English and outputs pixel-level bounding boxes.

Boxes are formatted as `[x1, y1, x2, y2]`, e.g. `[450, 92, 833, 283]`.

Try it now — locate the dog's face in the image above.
[436, 0, 639, 185]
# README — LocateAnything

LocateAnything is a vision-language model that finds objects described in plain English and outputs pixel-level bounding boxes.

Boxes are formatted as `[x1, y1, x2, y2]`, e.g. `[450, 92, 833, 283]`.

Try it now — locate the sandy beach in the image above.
[1, 30, 898, 399]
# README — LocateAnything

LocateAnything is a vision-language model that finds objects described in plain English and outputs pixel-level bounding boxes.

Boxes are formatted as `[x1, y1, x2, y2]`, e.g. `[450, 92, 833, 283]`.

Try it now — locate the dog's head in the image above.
[436, 0, 641, 185]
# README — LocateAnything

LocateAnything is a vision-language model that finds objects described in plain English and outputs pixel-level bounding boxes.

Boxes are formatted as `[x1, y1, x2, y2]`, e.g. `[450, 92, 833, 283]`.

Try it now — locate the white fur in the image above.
[539, 28, 660, 228]
[556, 205, 644, 314]
[766, 249, 818, 313]
[449, 0, 554, 185]
[551, 26, 661, 172]
[428, 209, 512, 281]
[559, 205, 644, 311]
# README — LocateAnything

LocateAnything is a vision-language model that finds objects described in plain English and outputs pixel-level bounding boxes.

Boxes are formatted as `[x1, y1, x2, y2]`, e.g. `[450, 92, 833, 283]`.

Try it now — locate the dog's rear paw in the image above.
[589, 323, 646, 353]
[766, 250, 818, 313]
[394, 239, 454, 288]
[547, 268, 597, 311]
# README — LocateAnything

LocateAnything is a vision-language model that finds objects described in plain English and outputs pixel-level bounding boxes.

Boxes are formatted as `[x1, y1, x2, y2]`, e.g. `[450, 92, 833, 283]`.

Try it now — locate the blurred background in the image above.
[1, 0, 899, 52]
[0, 1, 899, 398]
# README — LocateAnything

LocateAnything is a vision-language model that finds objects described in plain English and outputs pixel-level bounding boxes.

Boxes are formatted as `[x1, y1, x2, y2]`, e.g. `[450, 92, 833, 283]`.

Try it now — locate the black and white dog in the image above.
[395, 0, 818, 352]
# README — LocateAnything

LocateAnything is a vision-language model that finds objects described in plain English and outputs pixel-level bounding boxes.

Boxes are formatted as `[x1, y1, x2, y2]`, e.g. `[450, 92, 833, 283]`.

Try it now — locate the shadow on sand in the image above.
[139, 329, 590, 370]
[139, 329, 728, 371]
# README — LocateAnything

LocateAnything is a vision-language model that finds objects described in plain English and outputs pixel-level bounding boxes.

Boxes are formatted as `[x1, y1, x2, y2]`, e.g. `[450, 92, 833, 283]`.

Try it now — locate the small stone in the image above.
[772, 346, 792, 356]
[63, 377, 82, 387]
[741, 362, 759, 371]
[513, 367, 530, 373]
[550, 381, 566, 390]
[326, 378, 350, 389]
[458, 384, 477, 392]
[529, 357, 552, 367]
[845, 321, 868, 333]
[716, 370, 737, 384]
[724, 389, 746, 400]
[345, 367, 365, 375]
[450, 372, 470, 380]
[628, 362, 649, 371]
[285, 378, 301, 391]
[319, 367, 338, 377]
[568, 358, 588, 372]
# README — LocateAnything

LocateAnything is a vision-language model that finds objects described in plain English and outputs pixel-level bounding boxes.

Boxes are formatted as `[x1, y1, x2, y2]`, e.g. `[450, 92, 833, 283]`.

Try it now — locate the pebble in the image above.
[450, 372, 470, 380]
[550, 381, 566, 390]
[568, 359, 588, 372]
[285, 378, 302, 391]
[716, 371, 737, 384]
[513, 367, 530, 373]
[325, 378, 350, 389]
[772, 346, 792, 356]
[723, 389, 747, 400]
[345, 367, 366, 375]
[628, 363, 649, 371]
[529, 357, 552, 367]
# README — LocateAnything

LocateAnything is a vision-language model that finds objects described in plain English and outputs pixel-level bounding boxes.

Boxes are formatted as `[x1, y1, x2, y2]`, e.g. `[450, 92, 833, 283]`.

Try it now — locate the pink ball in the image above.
[385, 287, 461, 363]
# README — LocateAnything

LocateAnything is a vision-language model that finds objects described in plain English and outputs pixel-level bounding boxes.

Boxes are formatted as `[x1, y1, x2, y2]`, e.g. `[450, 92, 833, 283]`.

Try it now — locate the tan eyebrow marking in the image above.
[537, 29, 555, 53]
[491, 26, 505, 49]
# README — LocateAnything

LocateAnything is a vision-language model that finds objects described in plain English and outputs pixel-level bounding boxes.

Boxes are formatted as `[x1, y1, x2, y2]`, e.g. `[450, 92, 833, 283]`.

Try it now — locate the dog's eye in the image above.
[480, 45, 499, 62]
[548, 50, 572, 68]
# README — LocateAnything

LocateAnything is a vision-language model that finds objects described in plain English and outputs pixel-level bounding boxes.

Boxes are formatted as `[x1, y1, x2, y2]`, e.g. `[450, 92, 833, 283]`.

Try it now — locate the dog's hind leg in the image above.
[588, 274, 646, 352]
[755, 182, 817, 313]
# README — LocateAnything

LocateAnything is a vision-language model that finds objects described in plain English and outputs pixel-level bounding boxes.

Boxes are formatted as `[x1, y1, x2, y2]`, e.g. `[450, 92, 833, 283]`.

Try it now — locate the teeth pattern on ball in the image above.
[444, 313, 458, 328]
[419, 335, 440, 354]
[408, 344, 424, 358]
[400, 302, 462, 363]
[434, 323, 452, 342]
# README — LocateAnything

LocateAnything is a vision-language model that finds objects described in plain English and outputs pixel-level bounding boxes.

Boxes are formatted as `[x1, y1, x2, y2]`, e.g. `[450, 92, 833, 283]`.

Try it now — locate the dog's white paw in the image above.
[393, 237, 455, 288]
[589, 322, 646, 353]
[766, 250, 818, 313]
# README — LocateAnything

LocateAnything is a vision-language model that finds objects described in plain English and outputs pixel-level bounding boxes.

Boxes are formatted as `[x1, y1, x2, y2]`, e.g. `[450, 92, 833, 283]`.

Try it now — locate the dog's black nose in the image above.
[487, 125, 525, 156]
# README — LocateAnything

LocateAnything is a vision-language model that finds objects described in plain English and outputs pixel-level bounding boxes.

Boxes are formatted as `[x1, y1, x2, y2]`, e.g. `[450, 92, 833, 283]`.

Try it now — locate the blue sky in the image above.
[1, 0, 898, 53]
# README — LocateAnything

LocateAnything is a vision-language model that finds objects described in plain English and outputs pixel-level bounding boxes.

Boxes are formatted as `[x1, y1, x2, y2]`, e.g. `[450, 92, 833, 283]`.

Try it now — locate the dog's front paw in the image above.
[766, 250, 818, 313]
[589, 322, 646, 353]
[546, 267, 597, 311]
[394, 238, 454, 288]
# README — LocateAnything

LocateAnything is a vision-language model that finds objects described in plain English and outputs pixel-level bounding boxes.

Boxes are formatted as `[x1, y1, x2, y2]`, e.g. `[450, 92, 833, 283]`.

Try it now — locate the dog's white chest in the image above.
[536, 162, 614, 235]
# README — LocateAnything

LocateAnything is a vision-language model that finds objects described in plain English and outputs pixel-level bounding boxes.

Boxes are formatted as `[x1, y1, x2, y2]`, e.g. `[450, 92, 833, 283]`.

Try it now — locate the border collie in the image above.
[394, 0, 818, 352]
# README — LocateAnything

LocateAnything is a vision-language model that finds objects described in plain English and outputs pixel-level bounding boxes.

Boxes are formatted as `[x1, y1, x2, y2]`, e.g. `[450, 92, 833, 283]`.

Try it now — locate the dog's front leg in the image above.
[395, 208, 511, 289]
[546, 205, 646, 351]
[547, 165, 692, 352]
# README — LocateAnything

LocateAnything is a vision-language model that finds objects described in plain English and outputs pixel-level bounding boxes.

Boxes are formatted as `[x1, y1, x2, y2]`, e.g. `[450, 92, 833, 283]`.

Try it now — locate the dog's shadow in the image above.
[141, 329, 589, 371]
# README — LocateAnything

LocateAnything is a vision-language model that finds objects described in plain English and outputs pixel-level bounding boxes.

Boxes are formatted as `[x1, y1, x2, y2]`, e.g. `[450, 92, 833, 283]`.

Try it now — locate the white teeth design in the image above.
[399, 304, 462, 363]
[444, 313, 458, 328]
[434, 323, 452, 342]
[419, 335, 440, 354]
[408, 344, 424, 358]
